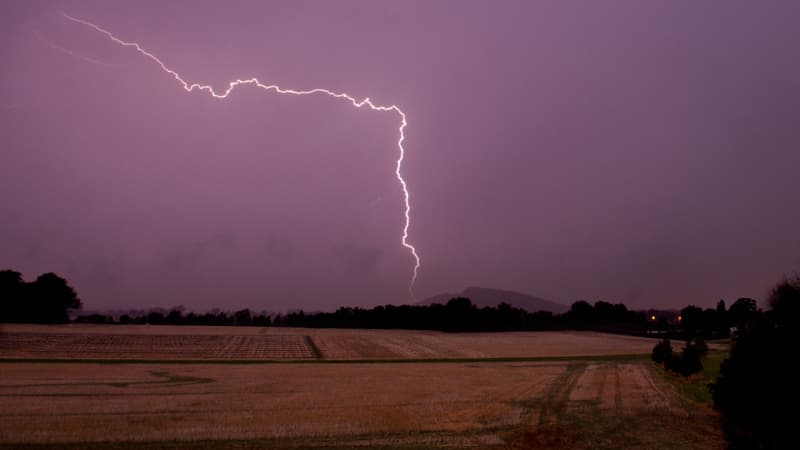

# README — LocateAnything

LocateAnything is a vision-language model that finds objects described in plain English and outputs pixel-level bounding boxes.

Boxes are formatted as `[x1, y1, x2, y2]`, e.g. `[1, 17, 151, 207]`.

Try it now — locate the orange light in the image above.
[650, 315, 656, 321]
[677, 315, 682, 321]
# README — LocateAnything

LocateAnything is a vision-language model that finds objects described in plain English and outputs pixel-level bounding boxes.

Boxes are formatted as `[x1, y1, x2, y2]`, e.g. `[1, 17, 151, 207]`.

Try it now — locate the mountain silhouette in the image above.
[418, 286, 568, 314]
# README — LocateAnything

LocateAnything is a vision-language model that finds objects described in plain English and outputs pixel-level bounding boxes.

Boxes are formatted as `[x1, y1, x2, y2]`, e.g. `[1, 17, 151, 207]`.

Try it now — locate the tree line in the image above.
[61, 299, 768, 337]
[0, 267, 762, 339]
[271, 298, 650, 333]
[73, 299, 644, 332]
[103, 308, 272, 327]
[67, 299, 666, 333]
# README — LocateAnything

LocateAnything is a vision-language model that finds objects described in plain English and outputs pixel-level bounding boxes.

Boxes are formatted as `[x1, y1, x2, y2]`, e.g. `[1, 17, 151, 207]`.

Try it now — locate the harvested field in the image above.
[0, 324, 666, 360]
[0, 332, 315, 360]
[0, 362, 561, 446]
[0, 325, 725, 448]
[306, 328, 659, 360]
[0, 360, 724, 449]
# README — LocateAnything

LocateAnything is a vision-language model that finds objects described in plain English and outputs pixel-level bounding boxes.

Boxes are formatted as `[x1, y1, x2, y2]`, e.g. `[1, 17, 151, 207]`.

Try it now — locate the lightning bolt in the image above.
[61, 12, 421, 298]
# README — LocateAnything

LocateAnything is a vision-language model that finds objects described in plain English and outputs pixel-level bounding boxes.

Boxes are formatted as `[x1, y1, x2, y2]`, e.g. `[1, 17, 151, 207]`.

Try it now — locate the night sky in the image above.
[2, 1, 799, 312]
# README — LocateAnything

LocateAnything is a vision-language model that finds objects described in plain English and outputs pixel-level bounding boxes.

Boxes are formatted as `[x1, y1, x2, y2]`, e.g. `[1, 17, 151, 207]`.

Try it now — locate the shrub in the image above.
[677, 341, 704, 376]
[693, 337, 708, 357]
[661, 340, 703, 377]
[651, 338, 672, 364]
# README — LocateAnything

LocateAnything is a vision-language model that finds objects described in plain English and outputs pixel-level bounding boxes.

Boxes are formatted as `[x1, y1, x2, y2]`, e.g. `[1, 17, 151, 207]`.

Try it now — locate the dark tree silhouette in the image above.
[713, 299, 729, 333]
[728, 298, 758, 326]
[0, 270, 81, 323]
[711, 276, 800, 449]
[679, 305, 704, 337]
[768, 278, 800, 328]
[31, 273, 81, 323]
[566, 300, 593, 329]
[716, 299, 726, 315]
[166, 307, 184, 324]
[0, 270, 25, 322]
[147, 311, 165, 325]
[234, 309, 253, 326]
[651, 338, 672, 364]
[443, 297, 477, 331]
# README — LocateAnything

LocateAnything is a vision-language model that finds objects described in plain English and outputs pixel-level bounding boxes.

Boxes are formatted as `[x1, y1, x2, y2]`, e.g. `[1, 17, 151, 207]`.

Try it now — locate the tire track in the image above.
[537, 363, 586, 426]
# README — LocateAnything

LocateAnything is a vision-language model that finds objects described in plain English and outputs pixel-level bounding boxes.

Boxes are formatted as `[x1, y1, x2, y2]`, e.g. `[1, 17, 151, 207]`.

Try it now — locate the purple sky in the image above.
[2, 1, 800, 312]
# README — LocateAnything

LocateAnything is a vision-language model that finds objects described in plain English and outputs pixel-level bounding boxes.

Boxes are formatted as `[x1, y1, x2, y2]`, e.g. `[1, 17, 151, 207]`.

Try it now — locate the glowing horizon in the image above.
[61, 11, 421, 298]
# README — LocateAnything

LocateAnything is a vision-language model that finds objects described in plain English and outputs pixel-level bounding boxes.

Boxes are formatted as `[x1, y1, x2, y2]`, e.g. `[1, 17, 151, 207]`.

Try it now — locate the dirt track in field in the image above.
[519, 361, 723, 449]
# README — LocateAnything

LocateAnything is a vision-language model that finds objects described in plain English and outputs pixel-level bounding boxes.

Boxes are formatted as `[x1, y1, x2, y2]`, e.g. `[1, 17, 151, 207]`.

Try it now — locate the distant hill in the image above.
[418, 287, 568, 314]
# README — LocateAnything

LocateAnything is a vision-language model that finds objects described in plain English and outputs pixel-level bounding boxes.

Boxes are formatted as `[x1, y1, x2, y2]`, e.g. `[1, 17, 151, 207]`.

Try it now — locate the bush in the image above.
[693, 337, 709, 357]
[677, 341, 704, 376]
[651, 338, 672, 364]
[661, 340, 703, 377]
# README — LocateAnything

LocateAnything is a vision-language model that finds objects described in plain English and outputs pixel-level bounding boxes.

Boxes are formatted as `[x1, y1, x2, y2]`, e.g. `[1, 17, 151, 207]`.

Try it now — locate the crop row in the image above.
[0, 333, 317, 359]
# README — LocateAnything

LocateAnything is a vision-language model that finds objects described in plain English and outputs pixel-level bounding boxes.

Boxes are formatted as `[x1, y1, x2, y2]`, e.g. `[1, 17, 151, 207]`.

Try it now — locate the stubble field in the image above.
[0, 324, 724, 449]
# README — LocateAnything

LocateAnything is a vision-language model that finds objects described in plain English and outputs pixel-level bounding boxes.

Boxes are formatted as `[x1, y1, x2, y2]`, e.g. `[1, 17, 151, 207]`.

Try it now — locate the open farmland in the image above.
[0, 325, 725, 448]
[0, 324, 673, 360]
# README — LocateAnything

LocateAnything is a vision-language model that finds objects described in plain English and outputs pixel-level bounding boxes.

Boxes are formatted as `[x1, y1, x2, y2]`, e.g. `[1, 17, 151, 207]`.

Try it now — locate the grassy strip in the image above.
[0, 353, 649, 365]
[654, 350, 726, 406]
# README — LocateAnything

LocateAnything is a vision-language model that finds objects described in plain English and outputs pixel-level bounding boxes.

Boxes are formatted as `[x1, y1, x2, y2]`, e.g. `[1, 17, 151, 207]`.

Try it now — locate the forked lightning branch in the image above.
[61, 12, 421, 298]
